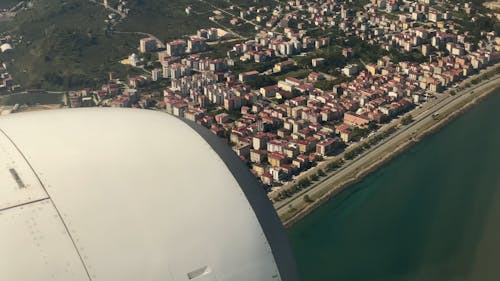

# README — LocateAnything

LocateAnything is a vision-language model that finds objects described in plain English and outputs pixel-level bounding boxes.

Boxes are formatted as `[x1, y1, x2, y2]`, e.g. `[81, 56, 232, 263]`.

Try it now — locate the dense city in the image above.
[1, 0, 499, 191]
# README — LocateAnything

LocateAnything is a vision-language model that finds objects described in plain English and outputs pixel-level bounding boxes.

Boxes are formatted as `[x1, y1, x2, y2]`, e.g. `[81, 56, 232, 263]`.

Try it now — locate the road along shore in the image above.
[278, 71, 500, 228]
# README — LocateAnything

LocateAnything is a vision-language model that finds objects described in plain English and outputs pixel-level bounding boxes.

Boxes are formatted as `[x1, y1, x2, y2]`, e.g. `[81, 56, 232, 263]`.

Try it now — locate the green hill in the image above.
[0, 0, 213, 90]
[0, 0, 20, 9]
[120, 0, 275, 41]
[0, 0, 276, 90]
[0, 0, 143, 90]
[119, 0, 214, 41]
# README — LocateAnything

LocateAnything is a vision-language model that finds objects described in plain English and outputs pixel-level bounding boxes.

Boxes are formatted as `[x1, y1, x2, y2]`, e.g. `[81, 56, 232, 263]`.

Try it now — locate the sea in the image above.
[289, 90, 500, 281]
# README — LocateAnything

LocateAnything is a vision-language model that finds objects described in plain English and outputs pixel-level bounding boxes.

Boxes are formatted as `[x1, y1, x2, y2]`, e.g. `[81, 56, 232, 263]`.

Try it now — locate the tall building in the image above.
[166, 40, 187, 57]
[139, 37, 158, 53]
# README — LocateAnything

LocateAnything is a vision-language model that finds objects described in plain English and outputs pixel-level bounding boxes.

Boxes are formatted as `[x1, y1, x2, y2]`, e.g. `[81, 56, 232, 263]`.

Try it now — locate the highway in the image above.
[275, 73, 500, 217]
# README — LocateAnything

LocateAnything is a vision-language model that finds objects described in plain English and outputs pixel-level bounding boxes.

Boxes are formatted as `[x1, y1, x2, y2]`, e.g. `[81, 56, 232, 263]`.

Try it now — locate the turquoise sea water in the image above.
[289, 90, 500, 281]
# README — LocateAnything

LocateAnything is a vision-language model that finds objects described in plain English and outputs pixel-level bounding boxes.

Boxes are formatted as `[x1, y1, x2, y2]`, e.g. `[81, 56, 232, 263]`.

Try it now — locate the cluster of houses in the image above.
[139, 28, 224, 56]
[229, 30, 330, 60]
[335, 0, 498, 60]
[0, 34, 17, 92]
[66, 80, 155, 109]
[0, 62, 14, 92]
[67, 0, 500, 187]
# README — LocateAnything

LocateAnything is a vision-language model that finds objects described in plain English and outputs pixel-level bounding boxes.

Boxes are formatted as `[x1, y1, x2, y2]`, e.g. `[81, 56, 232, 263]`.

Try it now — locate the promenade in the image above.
[276, 70, 500, 227]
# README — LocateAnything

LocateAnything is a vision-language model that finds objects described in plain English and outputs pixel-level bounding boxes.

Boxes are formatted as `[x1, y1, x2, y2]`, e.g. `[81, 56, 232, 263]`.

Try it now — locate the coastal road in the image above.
[275, 73, 500, 217]
[273, 94, 446, 209]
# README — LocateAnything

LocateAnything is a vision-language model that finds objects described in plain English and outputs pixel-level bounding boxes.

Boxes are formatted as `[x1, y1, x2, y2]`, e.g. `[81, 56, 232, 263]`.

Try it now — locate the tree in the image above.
[344, 150, 356, 160]
[314, 80, 334, 91]
[317, 169, 326, 177]
[310, 174, 319, 182]
[351, 126, 371, 141]
[43, 72, 64, 86]
[368, 121, 378, 130]
[400, 115, 414, 125]
[362, 142, 371, 150]
[327, 159, 343, 171]
[368, 137, 379, 146]
[291, 89, 302, 98]
[303, 194, 314, 203]
[247, 76, 276, 89]
[298, 178, 311, 188]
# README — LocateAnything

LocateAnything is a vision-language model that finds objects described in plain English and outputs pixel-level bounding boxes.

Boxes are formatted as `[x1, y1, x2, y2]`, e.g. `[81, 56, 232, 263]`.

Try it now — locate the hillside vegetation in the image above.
[120, 0, 214, 41]
[0, 0, 20, 9]
[0, 0, 223, 90]
[0, 0, 143, 90]
[121, 0, 276, 40]
[0, 0, 279, 90]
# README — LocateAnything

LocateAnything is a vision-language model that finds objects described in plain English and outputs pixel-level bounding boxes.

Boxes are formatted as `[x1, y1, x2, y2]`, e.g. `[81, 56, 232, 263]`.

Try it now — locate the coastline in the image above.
[280, 71, 500, 229]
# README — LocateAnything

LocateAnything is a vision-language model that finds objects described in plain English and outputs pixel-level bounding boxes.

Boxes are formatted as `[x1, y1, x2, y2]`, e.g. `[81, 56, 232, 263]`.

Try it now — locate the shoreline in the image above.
[280, 72, 500, 229]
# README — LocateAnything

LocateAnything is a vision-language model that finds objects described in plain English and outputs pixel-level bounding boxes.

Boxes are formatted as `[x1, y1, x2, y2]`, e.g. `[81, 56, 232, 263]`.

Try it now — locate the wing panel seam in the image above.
[0, 128, 93, 281]
[0, 197, 50, 212]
